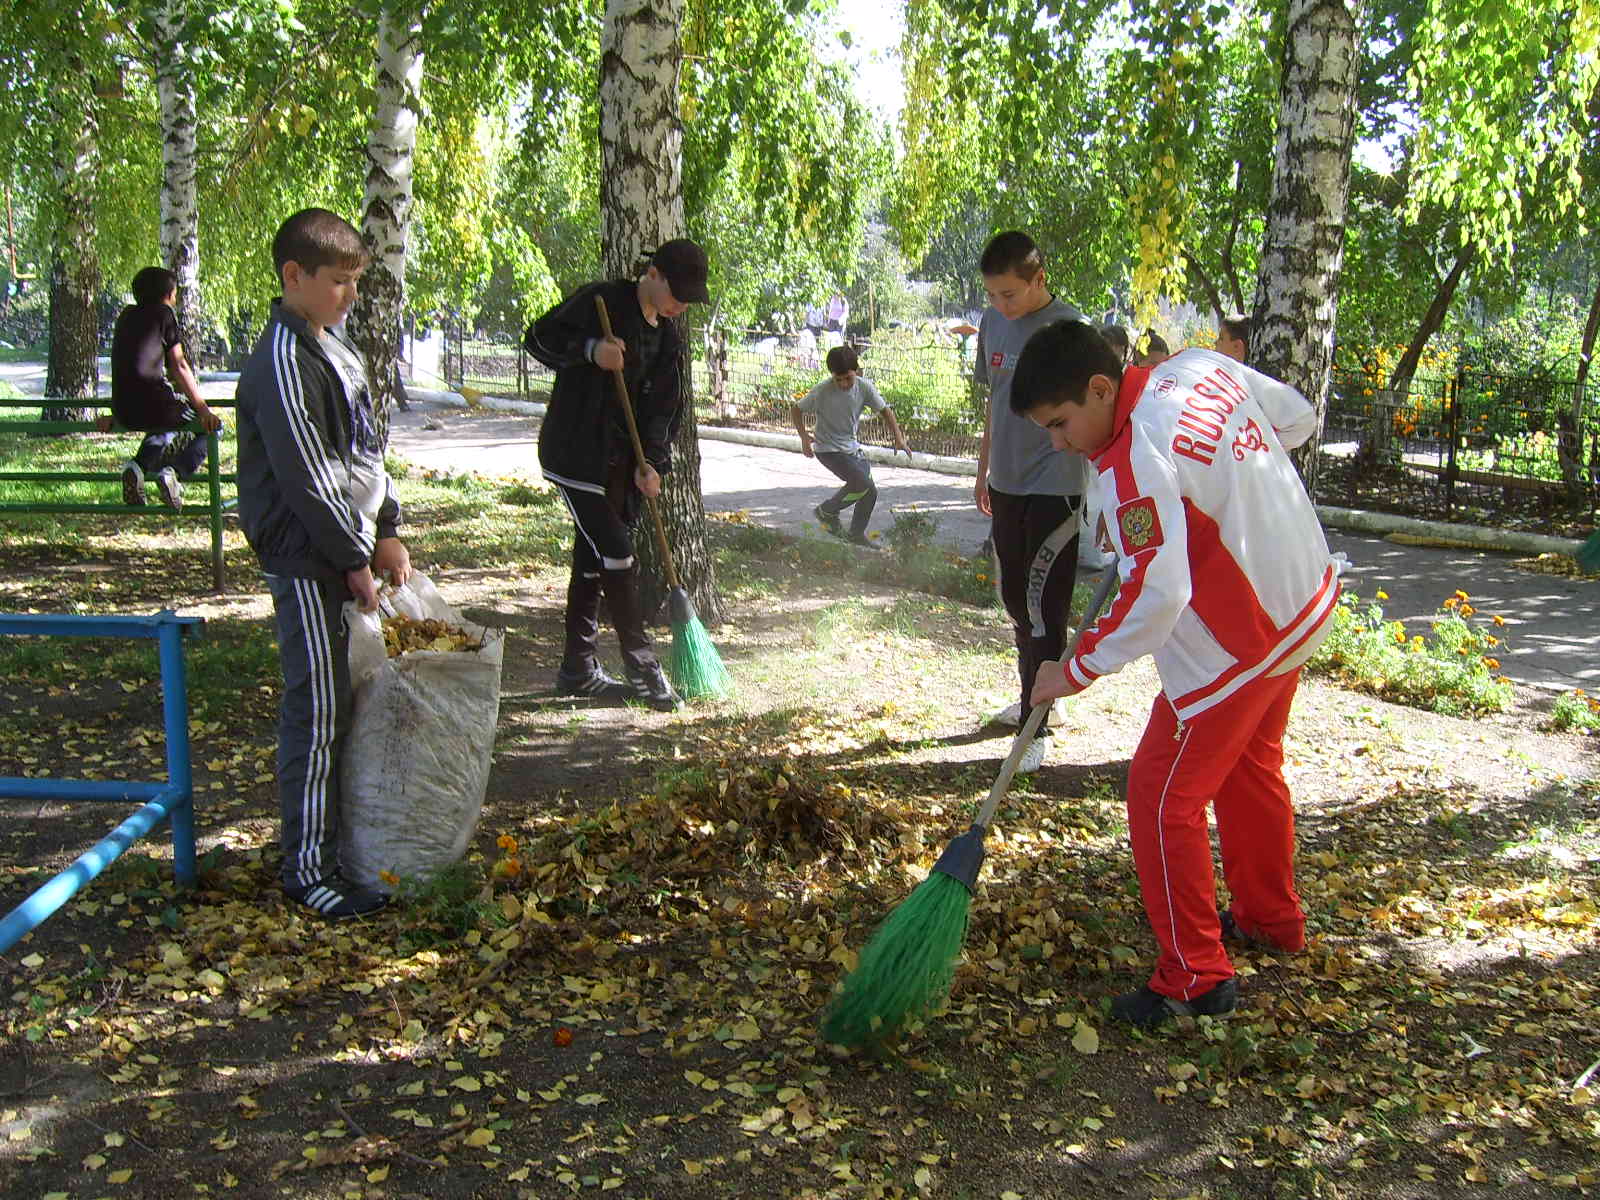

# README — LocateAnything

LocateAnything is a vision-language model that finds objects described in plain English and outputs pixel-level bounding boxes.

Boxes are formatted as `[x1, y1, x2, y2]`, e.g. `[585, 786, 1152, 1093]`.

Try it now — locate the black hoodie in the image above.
[524, 279, 682, 494]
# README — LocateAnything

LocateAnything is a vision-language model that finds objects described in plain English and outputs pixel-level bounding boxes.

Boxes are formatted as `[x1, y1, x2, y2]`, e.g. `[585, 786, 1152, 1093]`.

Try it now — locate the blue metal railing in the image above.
[0, 611, 203, 954]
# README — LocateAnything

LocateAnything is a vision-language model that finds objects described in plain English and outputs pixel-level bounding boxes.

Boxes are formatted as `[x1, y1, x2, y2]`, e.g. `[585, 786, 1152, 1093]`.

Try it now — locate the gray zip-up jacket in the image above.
[235, 301, 400, 581]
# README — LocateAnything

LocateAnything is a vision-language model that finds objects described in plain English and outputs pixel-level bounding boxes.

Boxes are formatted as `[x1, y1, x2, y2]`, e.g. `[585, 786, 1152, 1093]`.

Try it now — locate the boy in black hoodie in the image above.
[524, 239, 710, 711]
[236, 208, 409, 920]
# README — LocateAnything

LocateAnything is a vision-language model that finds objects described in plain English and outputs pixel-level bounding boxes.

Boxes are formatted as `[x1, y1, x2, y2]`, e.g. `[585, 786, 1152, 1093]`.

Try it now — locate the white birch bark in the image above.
[599, 0, 722, 623]
[600, 0, 685, 278]
[154, 0, 204, 363]
[1249, 0, 1364, 496]
[348, 7, 423, 435]
[44, 101, 101, 418]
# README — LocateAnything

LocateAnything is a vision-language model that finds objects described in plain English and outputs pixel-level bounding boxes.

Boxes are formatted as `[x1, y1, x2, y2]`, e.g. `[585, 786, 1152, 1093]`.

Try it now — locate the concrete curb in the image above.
[1313, 506, 1581, 557]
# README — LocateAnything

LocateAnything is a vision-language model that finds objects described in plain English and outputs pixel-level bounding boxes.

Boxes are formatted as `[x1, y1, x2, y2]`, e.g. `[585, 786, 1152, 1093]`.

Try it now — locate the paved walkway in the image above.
[386, 400, 1598, 695]
[3, 363, 1592, 694]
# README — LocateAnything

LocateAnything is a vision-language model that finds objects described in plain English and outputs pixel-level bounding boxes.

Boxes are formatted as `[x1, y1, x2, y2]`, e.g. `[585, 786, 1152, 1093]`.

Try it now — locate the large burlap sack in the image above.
[339, 572, 504, 892]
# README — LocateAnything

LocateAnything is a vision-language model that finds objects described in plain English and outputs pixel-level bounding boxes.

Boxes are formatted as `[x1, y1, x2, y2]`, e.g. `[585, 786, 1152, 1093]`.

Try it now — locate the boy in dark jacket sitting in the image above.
[523, 239, 710, 712]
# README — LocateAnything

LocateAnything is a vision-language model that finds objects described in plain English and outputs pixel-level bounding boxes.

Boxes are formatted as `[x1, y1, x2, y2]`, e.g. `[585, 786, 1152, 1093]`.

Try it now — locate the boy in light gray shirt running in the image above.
[792, 345, 910, 548]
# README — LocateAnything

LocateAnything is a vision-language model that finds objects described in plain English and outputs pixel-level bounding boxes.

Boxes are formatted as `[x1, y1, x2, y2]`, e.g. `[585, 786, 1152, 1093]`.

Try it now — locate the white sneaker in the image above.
[121, 461, 146, 506]
[992, 698, 1066, 727]
[1016, 734, 1050, 774]
[155, 467, 183, 510]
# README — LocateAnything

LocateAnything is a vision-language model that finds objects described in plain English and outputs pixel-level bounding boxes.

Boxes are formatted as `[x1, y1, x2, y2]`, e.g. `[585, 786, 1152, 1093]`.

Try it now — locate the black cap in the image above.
[650, 238, 710, 304]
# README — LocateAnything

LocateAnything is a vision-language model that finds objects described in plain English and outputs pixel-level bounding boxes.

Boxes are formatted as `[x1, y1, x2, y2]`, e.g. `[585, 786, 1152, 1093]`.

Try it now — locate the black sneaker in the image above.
[1219, 905, 1297, 954]
[284, 876, 390, 920]
[626, 663, 683, 711]
[555, 665, 633, 701]
[121, 461, 146, 506]
[1111, 976, 1237, 1029]
[848, 532, 881, 551]
[814, 505, 844, 538]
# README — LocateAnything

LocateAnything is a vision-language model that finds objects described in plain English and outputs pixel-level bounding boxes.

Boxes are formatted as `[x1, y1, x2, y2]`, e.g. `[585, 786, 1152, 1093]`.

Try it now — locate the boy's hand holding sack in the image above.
[340, 572, 505, 892]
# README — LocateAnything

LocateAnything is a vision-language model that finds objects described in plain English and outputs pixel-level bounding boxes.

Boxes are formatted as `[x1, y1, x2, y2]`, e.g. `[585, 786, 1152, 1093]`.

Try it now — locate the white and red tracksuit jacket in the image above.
[1066, 349, 1341, 720]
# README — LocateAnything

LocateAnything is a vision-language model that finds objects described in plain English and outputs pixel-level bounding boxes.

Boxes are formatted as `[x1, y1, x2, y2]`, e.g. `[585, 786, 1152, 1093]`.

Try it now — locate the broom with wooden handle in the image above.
[820, 566, 1120, 1048]
[594, 295, 731, 699]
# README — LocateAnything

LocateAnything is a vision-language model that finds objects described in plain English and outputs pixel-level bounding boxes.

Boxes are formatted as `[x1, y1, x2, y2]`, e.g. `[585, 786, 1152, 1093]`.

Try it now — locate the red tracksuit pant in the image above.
[1126, 667, 1306, 1001]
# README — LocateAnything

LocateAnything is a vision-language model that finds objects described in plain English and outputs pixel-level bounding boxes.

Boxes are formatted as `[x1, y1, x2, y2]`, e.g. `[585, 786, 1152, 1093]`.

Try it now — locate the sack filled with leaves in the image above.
[340, 571, 505, 892]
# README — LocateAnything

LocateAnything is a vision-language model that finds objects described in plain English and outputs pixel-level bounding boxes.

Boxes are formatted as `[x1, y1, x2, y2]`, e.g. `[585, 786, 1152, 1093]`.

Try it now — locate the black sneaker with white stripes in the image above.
[284, 876, 390, 920]
[626, 662, 683, 711]
[555, 664, 633, 701]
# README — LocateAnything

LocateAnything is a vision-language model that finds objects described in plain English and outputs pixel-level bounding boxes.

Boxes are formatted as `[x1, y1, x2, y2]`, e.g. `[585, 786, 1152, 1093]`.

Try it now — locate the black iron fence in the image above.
[1320, 367, 1595, 532]
[434, 320, 1596, 535]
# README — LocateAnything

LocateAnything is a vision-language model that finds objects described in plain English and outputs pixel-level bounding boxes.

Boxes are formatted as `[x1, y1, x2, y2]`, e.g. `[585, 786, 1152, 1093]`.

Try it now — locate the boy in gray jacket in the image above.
[236, 208, 411, 919]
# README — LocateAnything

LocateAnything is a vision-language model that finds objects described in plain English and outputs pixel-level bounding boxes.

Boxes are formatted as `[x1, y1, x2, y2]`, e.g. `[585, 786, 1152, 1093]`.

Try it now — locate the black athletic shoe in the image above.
[555, 665, 633, 701]
[848, 532, 881, 551]
[1219, 905, 1296, 953]
[626, 663, 683, 711]
[121, 461, 146, 506]
[814, 504, 844, 537]
[284, 876, 390, 920]
[1111, 976, 1237, 1029]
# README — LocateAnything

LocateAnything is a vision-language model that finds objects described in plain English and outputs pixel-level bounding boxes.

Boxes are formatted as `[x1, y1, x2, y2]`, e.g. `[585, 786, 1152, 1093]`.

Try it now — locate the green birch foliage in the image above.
[1406, 0, 1600, 253]
[680, 0, 884, 325]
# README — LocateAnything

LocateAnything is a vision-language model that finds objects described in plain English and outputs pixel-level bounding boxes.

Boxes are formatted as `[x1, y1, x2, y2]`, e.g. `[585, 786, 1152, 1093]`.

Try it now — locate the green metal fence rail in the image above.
[0, 398, 238, 590]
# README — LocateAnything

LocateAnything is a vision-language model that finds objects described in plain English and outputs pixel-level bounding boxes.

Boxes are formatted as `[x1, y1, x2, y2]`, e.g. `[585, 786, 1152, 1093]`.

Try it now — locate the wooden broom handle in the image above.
[973, 565, 1121, 831]
[594, 295, 683, 591]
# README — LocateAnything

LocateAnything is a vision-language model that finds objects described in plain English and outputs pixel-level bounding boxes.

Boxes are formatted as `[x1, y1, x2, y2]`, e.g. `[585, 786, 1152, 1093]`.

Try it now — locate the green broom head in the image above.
[1577, 531, 1600, 572]
[819, 857, 978, 1049]
[666, 586, 732, 700]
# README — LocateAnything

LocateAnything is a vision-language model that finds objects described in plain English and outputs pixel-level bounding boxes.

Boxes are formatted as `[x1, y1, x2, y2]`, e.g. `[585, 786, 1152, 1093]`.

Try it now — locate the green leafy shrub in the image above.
[1548, 689, 1600, 734]
[1308, 589, 1514, 715]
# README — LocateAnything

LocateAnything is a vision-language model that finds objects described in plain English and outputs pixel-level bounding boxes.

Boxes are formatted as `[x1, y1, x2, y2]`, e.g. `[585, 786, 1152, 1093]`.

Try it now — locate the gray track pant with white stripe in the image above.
[267, 573, 353, 889]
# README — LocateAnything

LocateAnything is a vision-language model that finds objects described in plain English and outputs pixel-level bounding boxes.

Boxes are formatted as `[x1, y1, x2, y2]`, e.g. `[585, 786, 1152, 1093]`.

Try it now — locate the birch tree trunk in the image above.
[348, 7, 423, 440]
[44, 100, 101, 421]
[599, 0, 723, 624]
[154, 0, 205, 365]
[1249, 0, 1364, 499]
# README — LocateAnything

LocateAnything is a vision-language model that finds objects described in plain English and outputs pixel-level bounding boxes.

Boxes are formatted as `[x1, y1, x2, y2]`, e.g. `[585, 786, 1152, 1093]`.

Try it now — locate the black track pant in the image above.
[555, 465, 659, 677]
[814, 450, 877, 536]
[267, 573, 352, 889]
[989, 488, 1082, 732]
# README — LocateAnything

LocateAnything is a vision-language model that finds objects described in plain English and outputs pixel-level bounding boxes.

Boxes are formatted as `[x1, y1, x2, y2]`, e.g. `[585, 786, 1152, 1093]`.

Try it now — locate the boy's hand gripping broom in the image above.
[820, 567, 1120, 1048]
[594, 295, 732, 699]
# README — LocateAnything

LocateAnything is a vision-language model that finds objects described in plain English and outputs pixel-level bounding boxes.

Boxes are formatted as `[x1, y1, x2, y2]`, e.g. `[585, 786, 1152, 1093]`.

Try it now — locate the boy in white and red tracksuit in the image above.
[1011, 320, 1341, 1029]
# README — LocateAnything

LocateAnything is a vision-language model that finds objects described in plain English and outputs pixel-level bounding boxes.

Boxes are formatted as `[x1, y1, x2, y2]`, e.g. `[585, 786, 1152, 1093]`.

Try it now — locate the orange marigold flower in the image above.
[1484, 635, 1498, 647]
[1442, 596, 1459, 610]
[1394, 630, 1407, 643]
[1459, 603, 1475, 617]
[1454, 589, 1470, 601]
[1493, 615, 1506, 626]
[1483, 658, 1500, 669]
[379, 869, 400, 886]
[497, 833, 519, 853]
